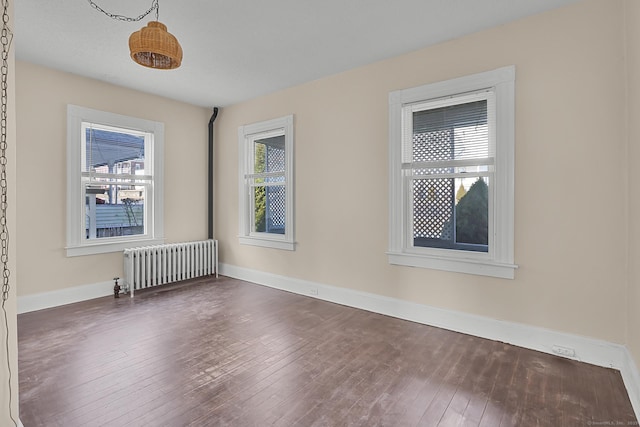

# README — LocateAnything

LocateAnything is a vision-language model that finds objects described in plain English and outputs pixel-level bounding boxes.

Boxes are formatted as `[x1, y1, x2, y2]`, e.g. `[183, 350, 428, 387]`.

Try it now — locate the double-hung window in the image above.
[388, 66, 517, 278]
[66, 105, 164, 256]
[238, 115, 295, 250]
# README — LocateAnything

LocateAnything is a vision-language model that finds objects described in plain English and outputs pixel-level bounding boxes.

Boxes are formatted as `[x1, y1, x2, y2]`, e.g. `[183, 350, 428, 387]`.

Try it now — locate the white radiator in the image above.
[123, 239, 218, 297]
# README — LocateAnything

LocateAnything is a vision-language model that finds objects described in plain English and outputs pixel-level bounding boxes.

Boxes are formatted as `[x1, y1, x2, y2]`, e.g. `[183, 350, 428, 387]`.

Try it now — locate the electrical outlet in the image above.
[552, 345, 576, 358]
[309, 288, 318, 296]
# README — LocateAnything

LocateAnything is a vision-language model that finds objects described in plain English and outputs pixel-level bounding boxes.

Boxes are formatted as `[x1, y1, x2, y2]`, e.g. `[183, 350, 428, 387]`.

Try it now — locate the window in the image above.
[388, 66, 517, 278]
[238, 115, 294, 250]
[67, 105, 164, 256]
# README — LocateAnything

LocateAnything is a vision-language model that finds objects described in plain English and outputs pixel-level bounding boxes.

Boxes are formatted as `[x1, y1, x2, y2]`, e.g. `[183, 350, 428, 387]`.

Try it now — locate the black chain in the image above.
[87, 0, 159, 22]
[0, 0, 11, 308]
[0, 0, 15, 423]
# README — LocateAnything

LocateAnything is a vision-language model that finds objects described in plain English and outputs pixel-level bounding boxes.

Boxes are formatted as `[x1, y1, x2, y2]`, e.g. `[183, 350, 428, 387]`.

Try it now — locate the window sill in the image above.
[239, 236, 295, 251]
[387, 251, 517, 279]
[66, 238, 165, 257]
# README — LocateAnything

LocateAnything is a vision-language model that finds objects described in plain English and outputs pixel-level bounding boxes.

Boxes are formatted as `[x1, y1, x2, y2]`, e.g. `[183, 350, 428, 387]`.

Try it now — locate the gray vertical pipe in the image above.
[208, 107, 219, 240]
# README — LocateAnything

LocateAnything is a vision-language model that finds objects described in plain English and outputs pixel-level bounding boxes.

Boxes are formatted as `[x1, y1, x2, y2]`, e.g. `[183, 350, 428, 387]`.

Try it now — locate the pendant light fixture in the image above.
[129, 21, 182, 69]
[88, 0, 183, 70]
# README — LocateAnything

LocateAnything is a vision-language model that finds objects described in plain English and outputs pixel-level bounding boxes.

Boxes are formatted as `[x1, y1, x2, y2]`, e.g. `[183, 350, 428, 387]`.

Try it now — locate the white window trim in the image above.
[388, 66, 517, 279]
[66, 105, 164, 257]
[238, 115, 295, 251]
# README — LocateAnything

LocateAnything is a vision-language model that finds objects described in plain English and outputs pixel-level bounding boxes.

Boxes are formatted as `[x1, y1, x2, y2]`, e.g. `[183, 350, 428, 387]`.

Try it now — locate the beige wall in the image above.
[626, 0, 640, 369]
[16, 62, 211, 296]
[216, 0, 629, 343]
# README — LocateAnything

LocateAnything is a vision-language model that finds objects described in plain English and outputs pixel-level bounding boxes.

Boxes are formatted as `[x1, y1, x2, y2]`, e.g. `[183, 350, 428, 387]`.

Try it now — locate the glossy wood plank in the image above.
[18, 276, 638, 427]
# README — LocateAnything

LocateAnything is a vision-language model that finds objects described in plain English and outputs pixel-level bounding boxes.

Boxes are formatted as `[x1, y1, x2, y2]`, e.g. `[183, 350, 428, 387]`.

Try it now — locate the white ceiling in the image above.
[15, 0, 579, 108]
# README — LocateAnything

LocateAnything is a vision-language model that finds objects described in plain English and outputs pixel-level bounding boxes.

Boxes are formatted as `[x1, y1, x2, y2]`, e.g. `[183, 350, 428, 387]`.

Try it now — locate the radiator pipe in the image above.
[208, 107, 219, 240]
[113, 277, 120, 298]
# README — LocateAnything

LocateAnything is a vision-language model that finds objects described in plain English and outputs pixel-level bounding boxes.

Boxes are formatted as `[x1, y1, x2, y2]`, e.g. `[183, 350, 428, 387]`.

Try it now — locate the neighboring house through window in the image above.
[388, 66, 517, 278]
[238, 115, 295, 250]
[66, 105, 164, 256]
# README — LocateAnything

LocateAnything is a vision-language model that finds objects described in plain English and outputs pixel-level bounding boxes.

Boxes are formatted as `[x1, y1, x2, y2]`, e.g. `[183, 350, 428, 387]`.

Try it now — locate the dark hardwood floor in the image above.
[18, 276, 638, 426]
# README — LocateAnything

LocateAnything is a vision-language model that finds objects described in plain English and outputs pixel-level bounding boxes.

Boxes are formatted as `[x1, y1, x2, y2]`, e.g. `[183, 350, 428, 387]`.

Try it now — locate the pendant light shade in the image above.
[129, 21, 182, 70]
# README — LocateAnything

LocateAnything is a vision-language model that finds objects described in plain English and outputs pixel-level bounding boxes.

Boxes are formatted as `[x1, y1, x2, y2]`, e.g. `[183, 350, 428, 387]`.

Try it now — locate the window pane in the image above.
[455, 177, 488, 248]
[85, 184, 145, 239]
[413, 177, 488, 252]
[412, 164, 492, 176]
[85, 127, 145, 173]
[412, 128, 455, 163]
[253, 185, 286, 234]
[412, 177, 455, 245]
[253, 185, 266, 232]
[412, 100, 489, 163]
[254, 135, 285, 174]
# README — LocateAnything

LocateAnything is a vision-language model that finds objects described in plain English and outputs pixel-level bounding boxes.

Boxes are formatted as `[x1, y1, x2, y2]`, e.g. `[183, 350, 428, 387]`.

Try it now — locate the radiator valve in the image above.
[113, 277, 121, 298]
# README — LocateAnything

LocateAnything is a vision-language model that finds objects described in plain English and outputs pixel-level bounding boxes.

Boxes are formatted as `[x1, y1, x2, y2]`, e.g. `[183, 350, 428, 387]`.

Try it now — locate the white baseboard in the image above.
[219, 262, 640, 419]
[622, 351, 640, 420]
[17, 280, 113, 314]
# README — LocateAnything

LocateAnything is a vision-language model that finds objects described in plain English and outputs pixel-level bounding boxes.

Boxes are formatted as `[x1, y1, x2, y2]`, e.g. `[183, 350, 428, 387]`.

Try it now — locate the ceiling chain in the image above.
[0, 0, 11, 308]
[87, 0, 159, 22]
[0, 0, 15, 423]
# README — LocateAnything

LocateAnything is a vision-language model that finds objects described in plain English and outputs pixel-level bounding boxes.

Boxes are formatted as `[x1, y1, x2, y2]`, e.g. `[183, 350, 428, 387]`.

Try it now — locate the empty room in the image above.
[2, 0, 640, 425]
